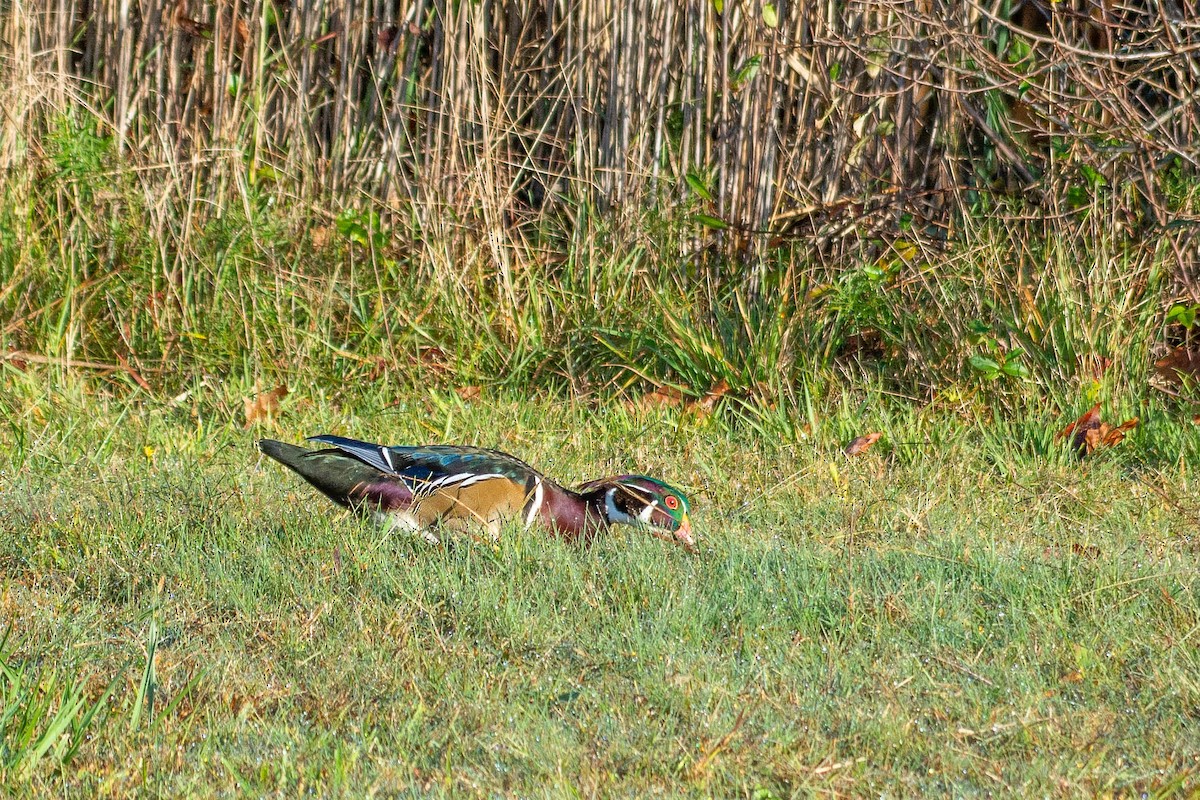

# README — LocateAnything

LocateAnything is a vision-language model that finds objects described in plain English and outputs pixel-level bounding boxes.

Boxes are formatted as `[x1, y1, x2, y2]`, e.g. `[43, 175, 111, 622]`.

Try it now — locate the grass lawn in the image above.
[1, 376, 1198, 797]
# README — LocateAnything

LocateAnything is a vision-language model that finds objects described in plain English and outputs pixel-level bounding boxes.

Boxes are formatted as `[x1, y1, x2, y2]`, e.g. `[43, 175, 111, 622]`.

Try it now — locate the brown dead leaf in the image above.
[1058, 404, 1137, 457]
[311, 225, 332, 248]
[1070, 543, 1101, 559]
[1061, 669, 1084, 684]
[417, 346, 452, 374]
[1154, 347, 1200, 385]
[844, 432, 882, 456]
[1193, 415, 1200, 426]
[691, 380, 731, 414]
[455, 385, 482, 401]
[640, 385, 686, 408]
[1056, 403, 1101, 455]
[1101, 417, 1138, 447]
[243, 385, 288, 428]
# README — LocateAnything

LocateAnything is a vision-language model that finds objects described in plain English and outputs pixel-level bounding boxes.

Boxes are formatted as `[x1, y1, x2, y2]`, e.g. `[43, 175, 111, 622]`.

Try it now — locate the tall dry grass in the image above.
[0, 1, 1198, 404]
[5, 2, 1199, 260]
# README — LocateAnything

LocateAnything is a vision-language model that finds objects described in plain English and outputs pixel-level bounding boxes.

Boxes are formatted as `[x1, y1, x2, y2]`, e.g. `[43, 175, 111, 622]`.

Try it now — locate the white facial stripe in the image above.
[637, 500, 658, 524]
[524, 477, 544, 527]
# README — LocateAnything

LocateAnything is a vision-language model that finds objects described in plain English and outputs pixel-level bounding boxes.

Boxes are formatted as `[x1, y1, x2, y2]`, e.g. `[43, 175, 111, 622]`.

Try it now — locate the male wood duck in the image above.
[257, 435, 696, 551]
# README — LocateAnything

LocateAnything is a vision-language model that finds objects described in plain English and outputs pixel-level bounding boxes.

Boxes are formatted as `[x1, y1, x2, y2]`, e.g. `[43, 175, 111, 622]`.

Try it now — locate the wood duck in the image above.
[257, 435, 696, 551]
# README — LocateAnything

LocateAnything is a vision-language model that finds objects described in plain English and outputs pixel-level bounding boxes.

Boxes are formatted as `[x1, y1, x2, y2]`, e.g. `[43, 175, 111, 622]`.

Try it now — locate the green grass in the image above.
[4, 115, 1196, 417]
[1, 374, 1197, 796]
[4, 53, 1199, 800]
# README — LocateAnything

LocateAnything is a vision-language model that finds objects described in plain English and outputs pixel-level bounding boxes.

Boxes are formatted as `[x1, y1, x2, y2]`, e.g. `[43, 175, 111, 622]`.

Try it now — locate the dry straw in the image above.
[2, 2, 1198, 278]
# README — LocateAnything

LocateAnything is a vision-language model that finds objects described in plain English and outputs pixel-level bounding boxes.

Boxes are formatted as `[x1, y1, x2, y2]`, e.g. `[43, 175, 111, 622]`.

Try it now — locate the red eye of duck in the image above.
[665, 495, 679, 510]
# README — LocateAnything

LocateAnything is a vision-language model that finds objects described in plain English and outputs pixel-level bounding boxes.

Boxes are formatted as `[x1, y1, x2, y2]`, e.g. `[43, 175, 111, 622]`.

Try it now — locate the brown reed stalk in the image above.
[2, 0, 1197, 292]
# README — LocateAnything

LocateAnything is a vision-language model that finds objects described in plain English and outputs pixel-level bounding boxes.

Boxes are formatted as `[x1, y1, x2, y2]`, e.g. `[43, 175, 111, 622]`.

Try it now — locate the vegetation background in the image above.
[1, 0, 1199, 795]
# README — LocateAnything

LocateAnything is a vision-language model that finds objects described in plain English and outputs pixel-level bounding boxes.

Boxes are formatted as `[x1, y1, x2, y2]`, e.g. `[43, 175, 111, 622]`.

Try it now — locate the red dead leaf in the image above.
[1057, 404, 1136, 457]
[691, 380, 731, 414]
[1056, 403, 1101, 455]
[310, 225, 332, 248]
[1154, 348, 1200, 385]
[844, 432, 882, 456]
[1101, 417, 1138, 447]
[243, 385, 288, 428]
[455, 385, 482, 401]
[640, 385, 686, 408]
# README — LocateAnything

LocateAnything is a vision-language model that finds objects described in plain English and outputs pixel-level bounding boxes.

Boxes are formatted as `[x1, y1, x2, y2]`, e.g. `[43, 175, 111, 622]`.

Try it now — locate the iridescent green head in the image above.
[578, 475, 695, 551]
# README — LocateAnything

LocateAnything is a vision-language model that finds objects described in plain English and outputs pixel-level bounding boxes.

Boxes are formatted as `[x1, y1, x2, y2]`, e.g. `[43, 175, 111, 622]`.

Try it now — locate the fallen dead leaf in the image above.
[1061, 670, 1084, 684]
[310, 225, 332, 248]
[640, 385, 686, 408]
[417, 346, 452, 374]
[1154, 347, 1200, 385]
[844, 432, 882, 456]
[1056, 403, 1101, 455]
[243, 385, 288, 428]
[1056, 404, 1136, 457]
[691, 380, 731, 414]
[455, 385, 482, 401]
[1101, 417, 1138, 447]
[1070, 543, 1101, 559]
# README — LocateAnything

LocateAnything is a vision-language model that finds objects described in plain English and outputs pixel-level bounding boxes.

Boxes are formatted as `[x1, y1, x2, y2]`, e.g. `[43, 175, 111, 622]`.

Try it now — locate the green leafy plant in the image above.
[1166, 303, 1200, 329]
[967, 320, 1031, 381]
[335, 209, 389, 250]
